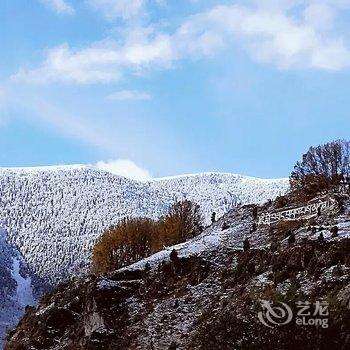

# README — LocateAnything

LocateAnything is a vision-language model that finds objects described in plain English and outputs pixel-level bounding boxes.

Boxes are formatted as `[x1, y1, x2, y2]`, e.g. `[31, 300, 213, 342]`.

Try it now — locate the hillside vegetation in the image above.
[290, 139, 350, 202]
[6, 192, 350, 349]
[6, 140, 350, 349]
[93, 200, 203, 273]
[0, 168, 288, 285]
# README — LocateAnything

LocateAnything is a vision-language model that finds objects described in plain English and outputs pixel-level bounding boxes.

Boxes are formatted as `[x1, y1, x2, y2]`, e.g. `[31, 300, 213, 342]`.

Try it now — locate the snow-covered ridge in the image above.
[0, 164, 94, 175]
[0, 165, 289, 286]
[152, 171, 286, 182]
[150, 172, 288, 210]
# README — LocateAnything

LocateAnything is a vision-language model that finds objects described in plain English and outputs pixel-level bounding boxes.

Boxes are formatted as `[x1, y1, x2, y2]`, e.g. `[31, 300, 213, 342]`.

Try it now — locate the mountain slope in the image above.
[150, 172, 287, 220]
[6, 194, 350, 350]
[0, 166, 288, 286]
[0, 229, 38, 347]
[0, 166, 166, 285]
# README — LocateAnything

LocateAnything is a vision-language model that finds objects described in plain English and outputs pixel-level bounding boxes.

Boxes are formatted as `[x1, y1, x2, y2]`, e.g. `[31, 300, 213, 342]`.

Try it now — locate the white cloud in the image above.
[13, 43, 123, 84]
[303, 3, 334, 31]
[41, 0, 75, 15]
[13, 1, 350, 84]
[107, 89, 152, 101]
[12, 30, 174, 84]
[86, 0, 145, 20]
[95, 159, 152, 181]
[177, 0, 350, 70]
[176, 2, 350, 70]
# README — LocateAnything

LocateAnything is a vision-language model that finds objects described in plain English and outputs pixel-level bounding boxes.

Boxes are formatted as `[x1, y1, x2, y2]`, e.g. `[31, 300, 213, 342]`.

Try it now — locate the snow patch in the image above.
[10, 258, 35, 308]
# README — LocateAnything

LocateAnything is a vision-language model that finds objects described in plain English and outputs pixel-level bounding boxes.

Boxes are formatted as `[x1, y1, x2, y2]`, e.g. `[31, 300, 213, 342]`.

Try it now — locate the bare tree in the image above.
[92, 217, 156, 273]
[162, 200, 203, 246]
[290, 140, 350, 201]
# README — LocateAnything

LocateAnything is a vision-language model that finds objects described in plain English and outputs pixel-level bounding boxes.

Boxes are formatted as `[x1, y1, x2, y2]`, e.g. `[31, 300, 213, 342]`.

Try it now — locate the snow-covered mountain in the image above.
[0, 165, 288, 286]
[150, 172, 288, 219]
[6, 194, 350, 349]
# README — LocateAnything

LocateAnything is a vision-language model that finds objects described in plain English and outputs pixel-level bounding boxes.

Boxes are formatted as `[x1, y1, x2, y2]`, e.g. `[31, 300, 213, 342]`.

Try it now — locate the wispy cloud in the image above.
[177, 2, 350, 70]
[13, 42, 123, 84]
[0, 85, 6, 105]
[13, 1, 350, 85]
[86, 0, 145, 20]
[0, 85, 10, 126]
[10, 22, 217, 85]
[107, 89, 152, 101]
[12, 25, 175, 84]
[41, 0, 75, 15]
[95, 159, 152, 181]
[22, 97, 119, 152]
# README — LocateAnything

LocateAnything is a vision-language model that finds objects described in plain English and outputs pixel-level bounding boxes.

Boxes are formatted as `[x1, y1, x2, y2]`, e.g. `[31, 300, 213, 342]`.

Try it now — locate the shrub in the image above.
[318, 232, 325, 242]
[92, 217, 157, 273]
[288, 233, 296, 245]
[92, 200, 203, 273]
[331, 226, 339, 238]
[252, 206, 258, 219]
[243, 238, 250, 251]
[274, 195, 289, 209]
[272, 220, 302, 241]
[222, 222, 230, 230]
[169, 249, 179, 263]
[161, 200, 203, 246]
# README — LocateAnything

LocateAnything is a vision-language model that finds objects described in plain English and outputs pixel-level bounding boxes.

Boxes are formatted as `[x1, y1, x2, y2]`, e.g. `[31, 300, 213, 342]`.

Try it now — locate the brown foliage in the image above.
[274, 195, 289, 209]
[270, 219, 303, 241]
[92, 217, 157, 273]
[161, 200, 203, 246]
[92, 200, 203, 273]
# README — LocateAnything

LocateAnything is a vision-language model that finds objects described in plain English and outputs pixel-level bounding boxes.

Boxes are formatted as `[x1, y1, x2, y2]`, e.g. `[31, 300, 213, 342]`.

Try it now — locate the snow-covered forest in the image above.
[0, 166, 288, 285]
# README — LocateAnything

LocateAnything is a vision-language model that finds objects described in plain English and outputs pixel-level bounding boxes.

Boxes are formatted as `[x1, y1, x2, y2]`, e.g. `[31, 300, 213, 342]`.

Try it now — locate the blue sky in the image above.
[1, 0, 350, 180]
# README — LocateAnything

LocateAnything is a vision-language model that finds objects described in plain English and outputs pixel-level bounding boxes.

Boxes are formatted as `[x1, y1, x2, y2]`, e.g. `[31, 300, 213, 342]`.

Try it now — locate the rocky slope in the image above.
[0, 166, 288, 286]
[6, 193, 350, 349]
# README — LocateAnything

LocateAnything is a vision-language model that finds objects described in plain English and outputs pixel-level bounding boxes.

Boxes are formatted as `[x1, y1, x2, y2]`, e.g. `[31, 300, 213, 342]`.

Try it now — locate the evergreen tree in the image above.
[288, 233, 296, 245]
[331, 226, 339, 238]
[170, 249, 179, 263]
[243, 238, 250, 251]
[222, 222, 230, 230]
